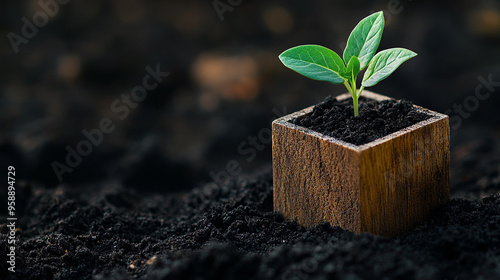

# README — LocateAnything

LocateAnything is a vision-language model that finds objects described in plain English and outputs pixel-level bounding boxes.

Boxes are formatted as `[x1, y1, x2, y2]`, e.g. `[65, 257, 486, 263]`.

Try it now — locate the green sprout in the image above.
[278, 11, 417, 117]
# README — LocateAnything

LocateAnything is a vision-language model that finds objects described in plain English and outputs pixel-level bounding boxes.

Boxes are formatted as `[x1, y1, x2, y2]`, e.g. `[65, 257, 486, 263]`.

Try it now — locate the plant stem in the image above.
[352, 80, 358, 117]
[344, 80, 360, 117]
[358, 86, 365, 98]
[343, 80, 353, 95]
[353, 96, 359, 117]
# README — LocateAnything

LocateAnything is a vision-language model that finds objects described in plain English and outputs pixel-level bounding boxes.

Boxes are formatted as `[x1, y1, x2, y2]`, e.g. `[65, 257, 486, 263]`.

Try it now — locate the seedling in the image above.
[279, 11, 417, 117]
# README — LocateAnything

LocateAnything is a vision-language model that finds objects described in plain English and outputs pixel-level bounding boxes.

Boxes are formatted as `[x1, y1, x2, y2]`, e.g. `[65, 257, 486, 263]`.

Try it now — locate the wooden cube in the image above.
[272, 91, 450, 236]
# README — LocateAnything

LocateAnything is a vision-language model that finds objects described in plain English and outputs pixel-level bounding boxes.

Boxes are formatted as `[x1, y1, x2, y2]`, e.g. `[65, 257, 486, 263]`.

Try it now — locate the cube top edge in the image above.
[272, 91, 449, 152]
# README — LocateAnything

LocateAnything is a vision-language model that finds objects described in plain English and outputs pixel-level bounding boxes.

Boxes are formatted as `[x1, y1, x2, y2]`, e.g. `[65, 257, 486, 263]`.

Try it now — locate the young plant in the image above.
[279, 11, 417, 117]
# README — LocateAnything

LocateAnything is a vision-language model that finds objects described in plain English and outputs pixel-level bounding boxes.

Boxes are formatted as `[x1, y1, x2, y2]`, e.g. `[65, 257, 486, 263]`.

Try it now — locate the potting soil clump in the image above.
[291, 96, 431, 145]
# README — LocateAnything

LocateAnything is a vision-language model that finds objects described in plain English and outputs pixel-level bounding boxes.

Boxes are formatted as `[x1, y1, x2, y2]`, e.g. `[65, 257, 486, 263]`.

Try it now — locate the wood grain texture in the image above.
[272, 91, 450, 236]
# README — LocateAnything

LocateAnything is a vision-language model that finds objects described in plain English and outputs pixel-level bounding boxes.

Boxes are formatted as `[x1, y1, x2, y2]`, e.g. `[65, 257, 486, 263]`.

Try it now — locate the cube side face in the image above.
[272, 121, 361, 232]
[359, 116, 450, 236]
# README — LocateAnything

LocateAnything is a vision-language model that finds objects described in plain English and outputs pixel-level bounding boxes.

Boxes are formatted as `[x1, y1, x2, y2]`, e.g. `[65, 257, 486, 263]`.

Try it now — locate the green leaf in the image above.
[362, 48, 417, 87]
[346, 56, 360, 81]
[343, 11, 385, 70]
[279, 45, 346, 84]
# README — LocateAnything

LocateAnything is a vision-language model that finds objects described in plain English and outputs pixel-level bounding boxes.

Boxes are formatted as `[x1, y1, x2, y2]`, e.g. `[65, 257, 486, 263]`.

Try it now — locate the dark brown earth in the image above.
[291, 96, 431, 145]
[0, 125, 499, 280]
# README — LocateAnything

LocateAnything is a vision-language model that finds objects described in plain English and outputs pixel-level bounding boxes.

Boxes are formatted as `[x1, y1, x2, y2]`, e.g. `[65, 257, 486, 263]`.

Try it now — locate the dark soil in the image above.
[291, 96, 431, 145]
[0, 125, 499, 280]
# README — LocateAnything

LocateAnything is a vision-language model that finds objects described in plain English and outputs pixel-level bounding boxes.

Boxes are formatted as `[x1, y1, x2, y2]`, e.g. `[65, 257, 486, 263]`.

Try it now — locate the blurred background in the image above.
[1, 0, 499, 193]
